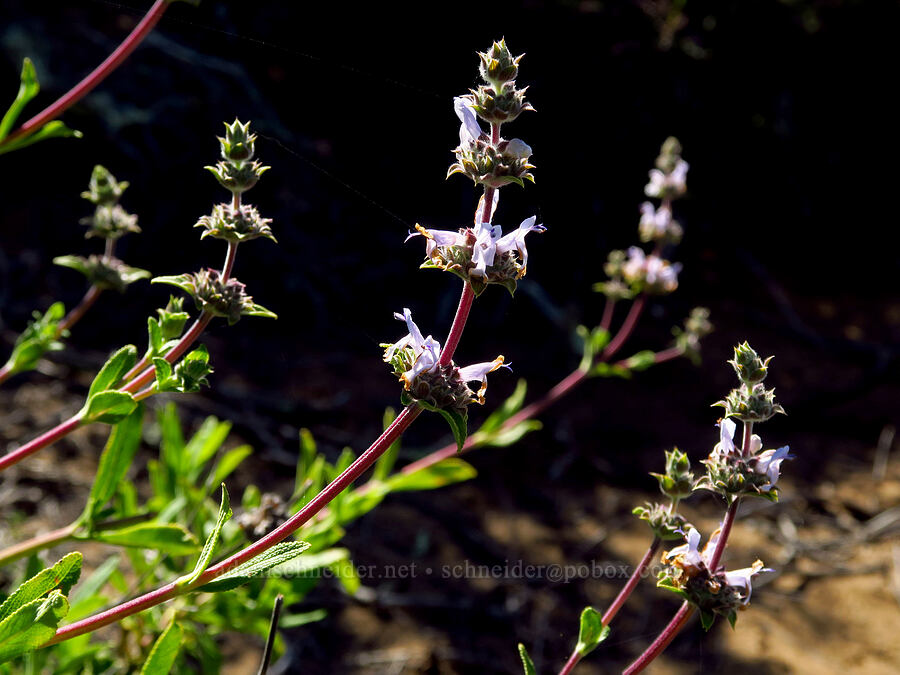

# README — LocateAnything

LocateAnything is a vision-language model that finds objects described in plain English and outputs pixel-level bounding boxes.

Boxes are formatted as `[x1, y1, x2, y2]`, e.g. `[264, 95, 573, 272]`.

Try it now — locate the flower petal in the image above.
[458, 355, 507, 404]
[454, 96, 483, 145]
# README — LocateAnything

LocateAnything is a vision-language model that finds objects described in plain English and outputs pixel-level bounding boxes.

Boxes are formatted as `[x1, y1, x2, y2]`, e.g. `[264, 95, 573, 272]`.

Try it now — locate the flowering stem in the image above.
[0, 0, 170, 148]
[45, 404, 423, 645]
[624, 499, 741, 673]
[601, 536, 661, 626]
[220, 241, 238, 283]
[602, 295, 646, 360]
[57, 285, 103, 336]
[622, 601, 695, 674]
[439, 284, 475, 367]
[0, 523, 78, 566]
[0, 413, 83, 473]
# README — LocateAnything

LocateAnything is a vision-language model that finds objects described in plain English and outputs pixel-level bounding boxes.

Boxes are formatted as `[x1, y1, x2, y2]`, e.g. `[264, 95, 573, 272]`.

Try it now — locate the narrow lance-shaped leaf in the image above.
[177, 484, 231, 589]
[0, 58, 39, 141]
[80, 390, 138, 425]
[139, 619, 183, 675]
[437, 407, 468, 452]
[197, 541, 310, 593]
[86, 523, 198, 556]
[0, 120, 80, 157]
[88, 345, 138, 399]
[385, 458, 477, 492]
[82, 405, 145, 526]
[517, 643, 537, 675]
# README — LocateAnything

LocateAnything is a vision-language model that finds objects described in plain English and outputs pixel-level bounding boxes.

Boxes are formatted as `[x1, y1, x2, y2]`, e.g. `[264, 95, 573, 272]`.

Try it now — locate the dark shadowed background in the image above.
[2, 1, 899, 673]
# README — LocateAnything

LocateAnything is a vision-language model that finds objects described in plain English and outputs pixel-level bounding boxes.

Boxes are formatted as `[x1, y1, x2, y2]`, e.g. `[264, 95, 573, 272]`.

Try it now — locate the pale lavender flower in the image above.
[495, 216, 545, 275]
[723, 560, 770, 604]
[645, 256, 681, 292]
[505, 137, 533, 160]
[406, 225, 466, 258]
[754, 446, 791, 491]
[383, 308, 442, 387]
[663, 526, 704, 573]
[458, 356, 509, 403]
[454, 96, 484, 145]
[645, 159, 689, 198]
[639, 201, 672, 237]
[622, 246, 647, 282]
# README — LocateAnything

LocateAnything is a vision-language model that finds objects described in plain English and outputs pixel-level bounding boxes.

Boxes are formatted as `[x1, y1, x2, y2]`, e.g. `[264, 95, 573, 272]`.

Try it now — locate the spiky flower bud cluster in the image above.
[632, 502, 691, 541]
[645, 136, 689, 201]
[205, 119, 270, 195]
[385, 347, 477, 414]
[714, 343, 784, 423]
[79, 166, 140, 240]
[152, 269, 276, 326]
[448, 40, 534, 189]
[651, 447, 695, 500]
[53, 254, 150, 293]
[194, 203, 275, 243]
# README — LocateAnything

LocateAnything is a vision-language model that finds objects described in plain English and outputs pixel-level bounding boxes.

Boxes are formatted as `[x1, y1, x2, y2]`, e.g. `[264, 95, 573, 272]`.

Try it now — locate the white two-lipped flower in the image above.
[645, 158, 690, 198]
[384, 309, 508, 403]
[454, 97, 484, 146]
[408, 192, 545, 278]
[713, 418, 791, 492]
[664, 527, 769, 604]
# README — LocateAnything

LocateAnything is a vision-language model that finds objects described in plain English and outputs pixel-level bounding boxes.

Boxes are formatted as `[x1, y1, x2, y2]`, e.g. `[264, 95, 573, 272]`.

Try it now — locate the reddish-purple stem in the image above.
[57, 285, 103, 336]
[439, 285, 475, 367]
[0, 363, 12, 386]
[601, 537, 661, 626]
[623, 601, 695, 675]
[625, 499, 741, 673]
[558, 649, 582, 675]
[45, 404, 423, 645]
[602, 295, 646, 360]
[599, 297, 615, 332]
[0, 414, 83, 473]
[1, 0, 170, 147]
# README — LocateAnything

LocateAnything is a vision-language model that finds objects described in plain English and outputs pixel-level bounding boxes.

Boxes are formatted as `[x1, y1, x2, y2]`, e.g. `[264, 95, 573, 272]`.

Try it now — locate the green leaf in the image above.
[588, 362, 631, 379]
[436, 407, 468, 451]
[575, 606, 609, 657]
[517, 644, 537, 675]
[329, 557, 361, 596]
[185, 417, 232, 477]
[151, 274, 196, 296]
[478, 379, 528, 434]
[82, 405, 144, 525]
[208, 445, 252, 488]
[140, 619, 182, 675]
[88, 345, 138, 400]
[279, 609, 327, 628]
[0, 58, 39, 141]
[87, 523, 198, 556]
[699, 610, 716, 631]
[80, 390, 138, 425]
[177, 485, 231, 589]
[0, 120, 80, 156]
[385, 458, 476, 492]
[0, 591, 69, 663]
[2, 302, 66, 376]
[158, 403, 186, 478]
[241, 302, 277, 321]
[0, 553, 82, 623]
[196, 541, 310, 593]
[472, 420, 542, 449]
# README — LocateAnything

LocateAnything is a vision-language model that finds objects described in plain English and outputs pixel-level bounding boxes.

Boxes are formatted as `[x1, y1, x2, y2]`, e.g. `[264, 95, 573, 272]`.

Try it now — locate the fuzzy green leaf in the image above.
[0, 591, 69, 663]
[87, 523, 198, 556]
[477, 379, 528, 434]
[0, 120, 81, 156]
[82, 405, 144, 525]
[2, 302, 66, 375]
[177, 485, 231, 589]
[0, 553, 82, 623]
[209, 445, 252, 488]
[575, 606, 609, 657]
[81, 390, 138, 425]
[0, 58, 39, 141]
[88, 345, 138, 400]
[517, 644, 537, 675]
[140, 619, 183, 675]
[436, 407, 468, 451]
[385, 458, 476, 492]
[196, 541, 310, 593]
